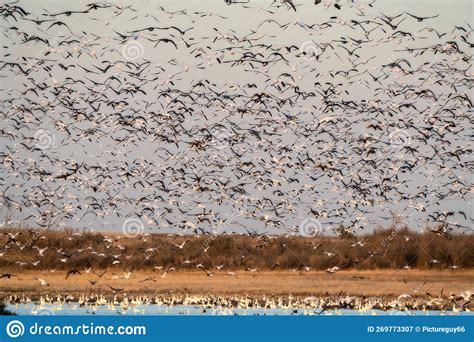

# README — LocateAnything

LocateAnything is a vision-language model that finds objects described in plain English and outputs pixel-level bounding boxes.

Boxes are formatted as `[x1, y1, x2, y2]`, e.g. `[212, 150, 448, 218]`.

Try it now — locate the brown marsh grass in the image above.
[0, 227, 472, 271]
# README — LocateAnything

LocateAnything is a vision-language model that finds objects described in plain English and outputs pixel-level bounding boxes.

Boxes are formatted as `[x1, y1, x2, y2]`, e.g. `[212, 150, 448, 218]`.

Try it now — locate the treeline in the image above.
[0, 227, 473, 270]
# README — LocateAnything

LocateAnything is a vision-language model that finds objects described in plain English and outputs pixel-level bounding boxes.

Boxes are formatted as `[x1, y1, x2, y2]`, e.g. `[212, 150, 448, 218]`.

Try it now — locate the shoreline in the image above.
[3, 292, 472, 313]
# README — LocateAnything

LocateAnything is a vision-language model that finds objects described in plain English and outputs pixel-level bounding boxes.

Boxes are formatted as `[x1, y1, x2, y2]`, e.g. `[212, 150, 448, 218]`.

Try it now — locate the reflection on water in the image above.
[7, 303, 473, 316]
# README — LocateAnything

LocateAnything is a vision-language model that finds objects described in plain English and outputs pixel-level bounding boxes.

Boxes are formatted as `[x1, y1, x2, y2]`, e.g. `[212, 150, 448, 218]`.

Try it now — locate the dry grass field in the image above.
[0, 227, 472, 301]
[0, 269, 472, 299]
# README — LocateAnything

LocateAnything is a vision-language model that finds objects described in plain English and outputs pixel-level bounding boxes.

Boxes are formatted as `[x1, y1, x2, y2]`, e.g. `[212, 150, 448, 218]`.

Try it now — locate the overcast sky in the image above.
[0, 0, 472, 236]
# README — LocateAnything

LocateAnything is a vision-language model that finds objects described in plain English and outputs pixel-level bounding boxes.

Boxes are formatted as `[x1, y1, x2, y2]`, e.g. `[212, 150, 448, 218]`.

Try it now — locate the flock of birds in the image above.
[0, 0, 473, 279]
[6, 290, 473, 315]
[0, 1, 472, 315]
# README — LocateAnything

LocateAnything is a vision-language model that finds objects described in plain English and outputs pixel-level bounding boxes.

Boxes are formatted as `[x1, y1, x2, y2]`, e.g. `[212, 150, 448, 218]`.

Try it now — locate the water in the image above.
[7, 303, 473, 316]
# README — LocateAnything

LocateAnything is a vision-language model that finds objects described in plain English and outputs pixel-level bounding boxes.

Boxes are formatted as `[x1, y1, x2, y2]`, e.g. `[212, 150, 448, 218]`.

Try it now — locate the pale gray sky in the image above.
[0, 0, 472, 236]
